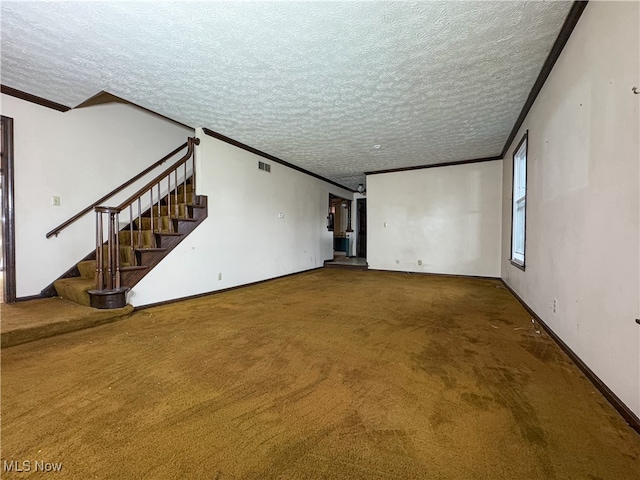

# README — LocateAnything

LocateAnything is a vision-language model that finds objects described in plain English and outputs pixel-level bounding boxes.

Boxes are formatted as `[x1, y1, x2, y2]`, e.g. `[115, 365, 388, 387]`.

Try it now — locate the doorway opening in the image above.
[357, 198, 367, 258]
[325, 193, 368, 270]
[328, 194, 353, 259]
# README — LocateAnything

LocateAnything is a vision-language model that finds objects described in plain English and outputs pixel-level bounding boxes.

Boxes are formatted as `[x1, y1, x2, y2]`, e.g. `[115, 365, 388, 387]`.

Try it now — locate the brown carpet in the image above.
[1, 269, 639, 479]
[1, 297, 133, 348]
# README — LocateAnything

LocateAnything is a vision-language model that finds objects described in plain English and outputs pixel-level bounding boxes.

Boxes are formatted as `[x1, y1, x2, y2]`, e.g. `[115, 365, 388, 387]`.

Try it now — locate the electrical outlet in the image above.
[278, 213, 284, 218]
[553, 299, 558, 314]
[218, 273, 222, 281]
[417, 259, 422, 266]
[51, 196, 61, 206]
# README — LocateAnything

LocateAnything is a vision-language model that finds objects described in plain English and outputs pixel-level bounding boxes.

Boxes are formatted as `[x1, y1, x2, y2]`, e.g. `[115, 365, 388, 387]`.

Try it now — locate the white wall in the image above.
[367, 160, 503, 277]
[0, 94, 193, 297]
[501, 1, 640, 416]
[129, 129, 352, 307]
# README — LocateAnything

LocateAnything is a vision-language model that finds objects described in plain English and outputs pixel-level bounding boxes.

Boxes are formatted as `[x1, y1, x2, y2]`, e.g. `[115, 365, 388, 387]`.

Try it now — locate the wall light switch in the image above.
[52, 196, 61, 206]
[384, 222, 387, 228]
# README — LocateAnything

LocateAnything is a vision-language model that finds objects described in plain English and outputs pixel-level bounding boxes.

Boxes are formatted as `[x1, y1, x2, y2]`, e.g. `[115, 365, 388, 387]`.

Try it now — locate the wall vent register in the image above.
[258, 161, 271, 173]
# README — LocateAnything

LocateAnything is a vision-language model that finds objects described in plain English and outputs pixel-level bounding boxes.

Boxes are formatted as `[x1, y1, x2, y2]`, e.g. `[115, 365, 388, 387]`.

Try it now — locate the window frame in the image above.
[510, 131, 528, 270]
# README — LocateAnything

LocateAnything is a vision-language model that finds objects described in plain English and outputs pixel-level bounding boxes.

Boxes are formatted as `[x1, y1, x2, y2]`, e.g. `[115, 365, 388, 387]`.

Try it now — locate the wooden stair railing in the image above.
[88, 137, 200, 308]
[46, 142, 189, 239]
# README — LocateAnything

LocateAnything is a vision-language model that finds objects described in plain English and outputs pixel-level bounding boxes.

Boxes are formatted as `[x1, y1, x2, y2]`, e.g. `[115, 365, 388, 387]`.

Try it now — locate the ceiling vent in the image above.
[258, 161, 271, 173]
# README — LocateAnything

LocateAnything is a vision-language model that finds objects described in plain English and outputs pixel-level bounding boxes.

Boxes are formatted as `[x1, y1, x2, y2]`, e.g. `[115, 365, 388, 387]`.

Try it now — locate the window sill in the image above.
[509, 259, 525, 271]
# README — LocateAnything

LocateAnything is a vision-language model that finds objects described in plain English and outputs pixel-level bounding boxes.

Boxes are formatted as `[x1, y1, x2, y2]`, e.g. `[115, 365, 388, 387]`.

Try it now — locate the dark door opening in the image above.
[328, 194, 353, 258]
[357, 198, 366, 258]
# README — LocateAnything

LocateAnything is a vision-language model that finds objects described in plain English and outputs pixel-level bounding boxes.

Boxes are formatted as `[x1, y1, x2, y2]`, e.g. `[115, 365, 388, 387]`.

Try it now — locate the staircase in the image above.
[50, 137, 206, 309]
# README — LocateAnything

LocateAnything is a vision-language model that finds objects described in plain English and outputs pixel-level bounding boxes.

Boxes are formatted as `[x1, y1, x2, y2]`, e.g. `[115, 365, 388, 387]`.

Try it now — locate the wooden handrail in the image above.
[115, 137, 199, 210]
[46, 142, 188, 239]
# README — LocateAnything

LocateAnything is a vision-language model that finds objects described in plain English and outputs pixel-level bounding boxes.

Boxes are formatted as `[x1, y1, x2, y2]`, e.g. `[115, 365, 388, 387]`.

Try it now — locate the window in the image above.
[511, 132, 527, 269]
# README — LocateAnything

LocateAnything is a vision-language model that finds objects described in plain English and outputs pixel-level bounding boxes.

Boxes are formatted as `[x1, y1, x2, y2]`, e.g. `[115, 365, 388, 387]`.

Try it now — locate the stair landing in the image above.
[324, 257, 369, 270]
[1, 297, 133, 348]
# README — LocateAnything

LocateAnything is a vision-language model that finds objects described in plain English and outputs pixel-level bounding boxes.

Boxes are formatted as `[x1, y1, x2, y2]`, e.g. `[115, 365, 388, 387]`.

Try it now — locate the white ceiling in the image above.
[1, 1, 573, 189]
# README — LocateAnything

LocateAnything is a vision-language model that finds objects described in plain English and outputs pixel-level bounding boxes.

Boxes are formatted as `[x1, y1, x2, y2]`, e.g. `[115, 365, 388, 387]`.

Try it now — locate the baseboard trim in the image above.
[133, 267, 324, 311]
[14, 294, 45, 302]
[501, 279, 640, 435]
[367, 268, 501, 282]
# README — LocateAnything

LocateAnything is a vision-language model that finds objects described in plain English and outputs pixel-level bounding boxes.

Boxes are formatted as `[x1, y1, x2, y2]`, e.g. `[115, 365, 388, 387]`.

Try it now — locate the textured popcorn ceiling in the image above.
[0, 1, 572, 189]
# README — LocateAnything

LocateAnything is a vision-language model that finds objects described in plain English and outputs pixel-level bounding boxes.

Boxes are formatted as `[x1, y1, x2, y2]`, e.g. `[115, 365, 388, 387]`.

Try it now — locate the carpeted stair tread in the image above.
[153, 203, 189, 218]
[53, 277, 94, 307]
[77, 260, 96, 280]
[77, 251, 135, 282]
[134, 215, 174, 233]
[177, 183, 194, 194]
[102, 244, 136, 267]
[168, 193, 196, 205]
[119, 230, 156, 250]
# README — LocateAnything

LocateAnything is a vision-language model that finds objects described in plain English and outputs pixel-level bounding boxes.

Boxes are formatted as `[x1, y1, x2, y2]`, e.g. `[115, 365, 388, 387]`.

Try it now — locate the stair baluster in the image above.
[96, 211, 103, 290]
[167, 175, 171, 221]
[113, 210, 121, 290]
[182, 161, 186, 205]
[149, 188, 154, 234]
[156, 181, 161, 234]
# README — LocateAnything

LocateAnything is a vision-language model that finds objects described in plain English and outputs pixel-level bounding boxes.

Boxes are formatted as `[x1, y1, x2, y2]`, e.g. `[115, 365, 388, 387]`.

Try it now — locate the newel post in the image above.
[94, 206, 122, 291]
[89, 206, 127, 309]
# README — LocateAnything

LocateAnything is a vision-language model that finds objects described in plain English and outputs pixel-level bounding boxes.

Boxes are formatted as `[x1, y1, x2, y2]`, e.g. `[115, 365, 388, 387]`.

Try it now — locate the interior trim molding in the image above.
[501, 279, 640, 435]
[74, 90, 193, 130]
[367, 268, 501, 282]
[202, 128, 355, 192]
[0, 86, 194, 132]
[508, 131, 529, 272]
[500, 1, 589, 158]
[364, 156, 502, 176]
[133, 266, 324, 311]
[1, 115, 17, 303]
[1, 85, 71, 112]
[15, 294, 44, 302]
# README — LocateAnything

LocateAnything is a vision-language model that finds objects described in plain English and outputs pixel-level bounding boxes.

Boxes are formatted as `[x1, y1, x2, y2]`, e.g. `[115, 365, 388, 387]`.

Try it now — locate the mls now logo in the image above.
[3, 460, 63, 473]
